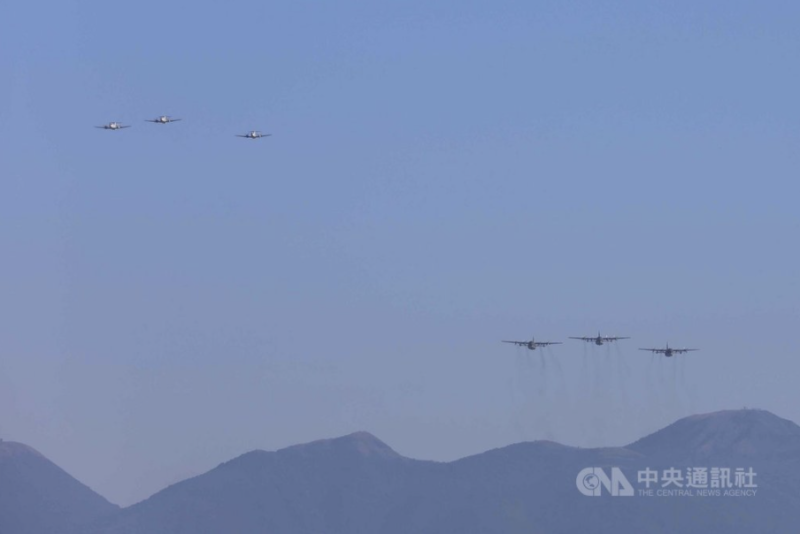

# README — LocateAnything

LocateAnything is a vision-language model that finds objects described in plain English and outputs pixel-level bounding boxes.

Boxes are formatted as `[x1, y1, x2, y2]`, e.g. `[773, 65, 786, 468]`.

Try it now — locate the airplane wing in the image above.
[170, 118, 182, 122]
[502, 341, 527, 346]
[236, 135, 249, 137]
[539, 342, 562, 346]
[605, 336, 630, 341]
[569, 337, 592, 341]
[119, 125, 131, 128]
[673, 349, 699, 354]
[95, 126, 106, 128]
[639, 348, 664, 353]
[145, 119, 158, 122]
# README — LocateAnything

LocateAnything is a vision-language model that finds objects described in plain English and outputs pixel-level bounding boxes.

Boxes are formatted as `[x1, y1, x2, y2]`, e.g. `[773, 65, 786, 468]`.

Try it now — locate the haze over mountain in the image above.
[0, 439, 117, 534]
[66, 409, 799, 534]
[3, 410, 799, 533]
[629, 409, 800, 463]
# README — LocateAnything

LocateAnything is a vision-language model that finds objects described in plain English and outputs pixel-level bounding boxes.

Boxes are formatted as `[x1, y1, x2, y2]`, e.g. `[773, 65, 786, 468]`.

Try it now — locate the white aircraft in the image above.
[639, 343, 698, 358]
[570, 332, 630, 346]
[95, 122, 131, 130]
[146, 115, 181, 124]
[502, 337, 561, 351]
[236, 130, 271, 139]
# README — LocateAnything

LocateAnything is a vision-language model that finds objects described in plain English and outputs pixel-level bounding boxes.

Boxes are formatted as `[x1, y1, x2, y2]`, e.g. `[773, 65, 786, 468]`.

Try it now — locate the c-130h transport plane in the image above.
[569, 332, 630, 346]
[501, 337, 562, 351]
[639, 343, 698, 357]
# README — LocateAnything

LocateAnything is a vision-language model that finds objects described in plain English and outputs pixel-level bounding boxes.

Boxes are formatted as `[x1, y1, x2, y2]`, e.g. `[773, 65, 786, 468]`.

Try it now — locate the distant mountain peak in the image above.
[0, 440, 46, 461]
[279, 431, 402, 460]
[0, 439, 118, 533]
[73, 410, 800, 534]
[342, 431, 395, 454]
[628, 408, 800, 460]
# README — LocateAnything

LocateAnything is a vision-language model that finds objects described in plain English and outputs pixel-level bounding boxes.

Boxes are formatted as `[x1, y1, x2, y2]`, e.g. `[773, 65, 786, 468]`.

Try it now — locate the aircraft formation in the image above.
[503, 333, 698, 358]
[94, 115, 697, 362]
[95, 116, 270, 139]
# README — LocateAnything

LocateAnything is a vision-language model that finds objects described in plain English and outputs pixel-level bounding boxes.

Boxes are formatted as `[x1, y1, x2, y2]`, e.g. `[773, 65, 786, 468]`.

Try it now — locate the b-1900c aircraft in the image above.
[639, 343, 698, 357]
[95, 122, 131, 130]
[146, 115, 181, 124]
[502, 337, 562, 351]
[236, 130, 271, 139]
[569, 332, 629, 346]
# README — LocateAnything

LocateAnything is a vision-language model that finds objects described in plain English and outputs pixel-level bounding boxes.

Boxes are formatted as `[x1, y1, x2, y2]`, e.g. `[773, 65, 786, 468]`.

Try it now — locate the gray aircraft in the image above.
[237, 130, 271, 139]
[95, 122, 131, 130]
[502, 337, 562, 351]
[639, 343, 698, 357]
[570, 332, 629, 346]
[146, 115, 181, 124]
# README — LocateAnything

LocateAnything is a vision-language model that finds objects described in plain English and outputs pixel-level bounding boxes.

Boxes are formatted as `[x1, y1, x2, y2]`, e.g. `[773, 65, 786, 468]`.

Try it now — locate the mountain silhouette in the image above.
[0, 439, 118, 534]
[7, 410, 800, 534]
[628, 408, 800, 463]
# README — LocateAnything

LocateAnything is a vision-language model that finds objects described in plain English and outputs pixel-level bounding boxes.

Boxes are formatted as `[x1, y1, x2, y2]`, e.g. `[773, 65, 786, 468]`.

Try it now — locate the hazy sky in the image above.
[2, 0, 799, 506]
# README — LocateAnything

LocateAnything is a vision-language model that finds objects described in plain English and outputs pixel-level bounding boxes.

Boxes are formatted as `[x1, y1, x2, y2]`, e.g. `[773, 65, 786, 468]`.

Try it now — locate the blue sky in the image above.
[1, 0, 799, 505]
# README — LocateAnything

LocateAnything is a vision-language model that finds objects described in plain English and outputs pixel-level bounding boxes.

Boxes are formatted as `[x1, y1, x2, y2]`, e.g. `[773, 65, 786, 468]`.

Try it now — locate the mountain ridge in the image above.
[6, 408, 800, 534]
[0, 438, 119, 534]
[627, 408, 800, 462]
[80, 408, 800, 534]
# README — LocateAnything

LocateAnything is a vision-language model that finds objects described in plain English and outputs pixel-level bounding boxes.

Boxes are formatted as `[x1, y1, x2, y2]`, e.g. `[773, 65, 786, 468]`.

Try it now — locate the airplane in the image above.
[146, 115, 181, 124]
[569, 332, 630, 346]
[95, 122, 131, 130]
[502, 337, 562, 351]
[639, 343, 698, 357]
[236, 130, 271, 139]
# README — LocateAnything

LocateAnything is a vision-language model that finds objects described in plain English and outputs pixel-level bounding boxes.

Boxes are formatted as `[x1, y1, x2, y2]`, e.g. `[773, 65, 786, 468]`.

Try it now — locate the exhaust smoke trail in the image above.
[552, 349, 568, 397]
[509, 346, 556, 441]
[506, 339, 698, 448]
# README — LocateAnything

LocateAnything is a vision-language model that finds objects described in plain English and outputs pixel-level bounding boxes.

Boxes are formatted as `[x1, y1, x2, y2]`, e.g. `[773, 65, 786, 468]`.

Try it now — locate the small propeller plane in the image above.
[639, 343, 698, 357]
[569, 332, 630, 346]
[502, 337, 561, 351]
[95, 122, 131, 130]
[236, 130, 271, 139]
[146, 115, 181, 124]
